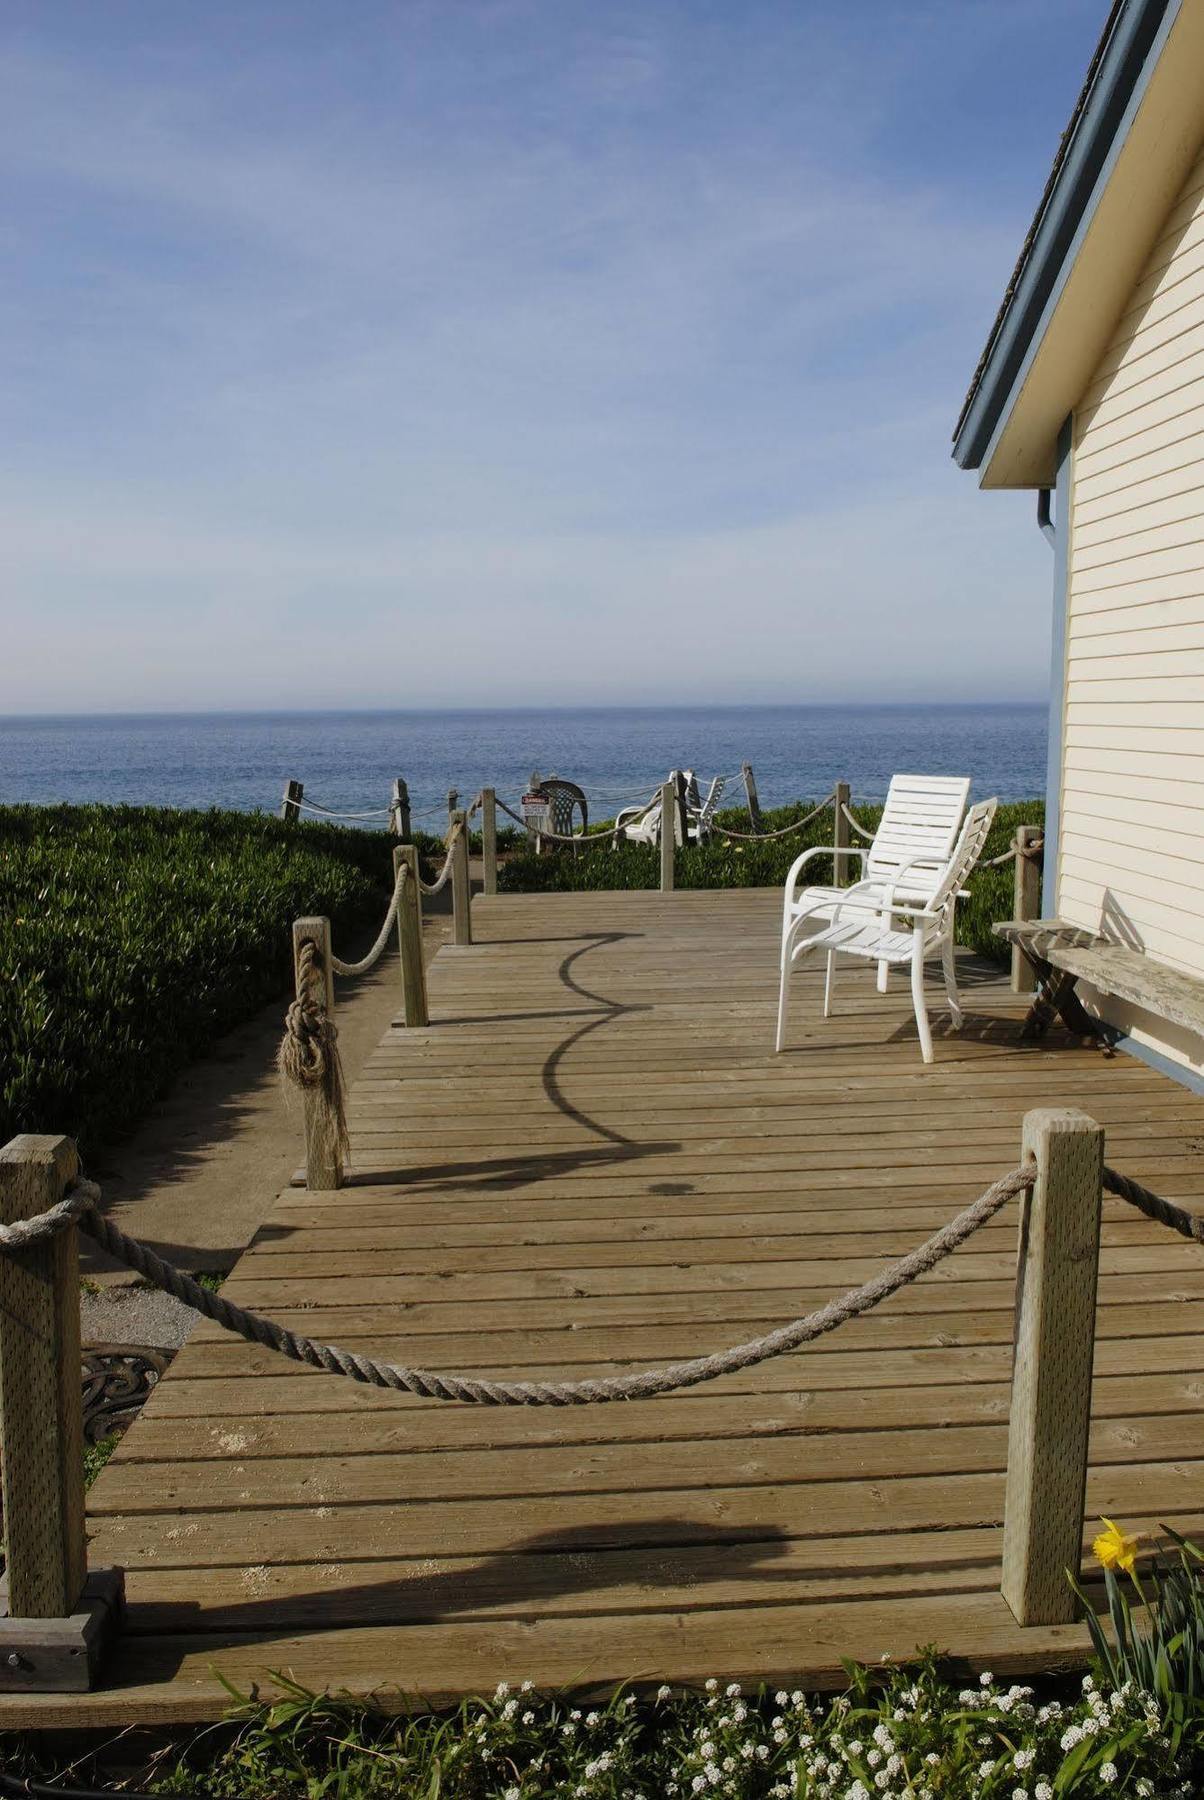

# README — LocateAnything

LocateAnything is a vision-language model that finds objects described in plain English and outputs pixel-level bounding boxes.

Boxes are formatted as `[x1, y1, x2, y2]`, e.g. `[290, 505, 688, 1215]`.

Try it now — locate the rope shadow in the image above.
[343, 1141, 679, 1191]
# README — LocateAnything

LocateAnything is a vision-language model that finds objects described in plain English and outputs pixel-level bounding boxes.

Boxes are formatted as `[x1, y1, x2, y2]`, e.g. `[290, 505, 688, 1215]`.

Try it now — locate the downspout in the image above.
[1040, 418, 1074, 909]
[1037, 487, 1056, 545]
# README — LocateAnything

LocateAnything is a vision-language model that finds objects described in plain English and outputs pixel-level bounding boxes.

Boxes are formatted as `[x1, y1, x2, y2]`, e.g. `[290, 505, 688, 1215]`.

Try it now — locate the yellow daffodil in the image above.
[1093, 1518, 1140, 1575]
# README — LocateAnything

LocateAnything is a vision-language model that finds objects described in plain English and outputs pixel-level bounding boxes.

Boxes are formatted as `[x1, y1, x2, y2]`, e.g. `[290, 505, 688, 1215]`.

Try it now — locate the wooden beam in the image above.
[481, 789, 498, 897]
[280, 779, 303, 825]
[450, 811, 472, 945]
[292, 919, 342, 1191]
[660, 780, 675, 893]
[393, 846, 428, 1027]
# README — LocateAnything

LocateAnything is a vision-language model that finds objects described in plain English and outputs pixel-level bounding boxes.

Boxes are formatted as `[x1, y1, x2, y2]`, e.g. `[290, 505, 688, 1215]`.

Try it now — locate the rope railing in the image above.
[0, 1163, 1034, 1408]
[296, 798, 396, 822]
[840, 801, 876, 842]
[494, 793, 661, 848]
[328, 860, 410, 979]
[417, 818, 464, 895]
[711, 791, 837, 843]
[1103, 1165, 1204, 1243]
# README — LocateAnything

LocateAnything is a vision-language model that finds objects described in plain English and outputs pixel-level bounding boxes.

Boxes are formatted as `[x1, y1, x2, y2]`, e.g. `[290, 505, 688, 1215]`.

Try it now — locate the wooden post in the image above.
[659, 780, 675, 893]
[741, 762, 762, 831]
[450, 809, 472, 945]
[292, 918, 342, 1191]
[833, 780, 851, 887]
[673, 769, 689, 847]
[446, 787, 459, 822]
[281, 779, 304, 824]
[1011, 825, 1043, 995]
[0, 1136, 86, 1617]
[482, 788, 498, 896]
[0, 1136, 124, 1691]
[391, 778, 411, 839]
[393, 845, 428, 1027]
[1002, 1107, 1104, 1626]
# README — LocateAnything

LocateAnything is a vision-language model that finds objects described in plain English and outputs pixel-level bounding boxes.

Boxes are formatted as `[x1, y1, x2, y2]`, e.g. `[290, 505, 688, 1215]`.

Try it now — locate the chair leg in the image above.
[911, 935, 933, 1064]
[941, 933, 963, 1031]
[877, 913, 893, 992]
[775, 943, 793, 1052]
[823, 950, 836, 1018]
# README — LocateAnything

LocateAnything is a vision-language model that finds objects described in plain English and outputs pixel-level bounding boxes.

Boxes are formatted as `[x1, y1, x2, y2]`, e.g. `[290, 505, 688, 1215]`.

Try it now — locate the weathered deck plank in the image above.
[4, 886, 1204, 1728]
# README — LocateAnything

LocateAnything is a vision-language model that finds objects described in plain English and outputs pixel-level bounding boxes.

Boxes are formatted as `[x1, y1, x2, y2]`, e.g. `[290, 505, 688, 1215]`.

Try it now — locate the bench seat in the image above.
[994, 917, 1204, 1039]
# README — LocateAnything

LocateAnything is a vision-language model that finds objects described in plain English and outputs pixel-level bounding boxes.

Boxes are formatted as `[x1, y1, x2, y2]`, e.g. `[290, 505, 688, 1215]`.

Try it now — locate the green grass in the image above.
[498, 798, 1045, 963]
[0, 804, 410, 1154]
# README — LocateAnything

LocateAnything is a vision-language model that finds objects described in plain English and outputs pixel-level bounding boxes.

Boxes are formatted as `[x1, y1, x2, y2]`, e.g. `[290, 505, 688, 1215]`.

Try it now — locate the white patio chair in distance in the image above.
[775, 798, 998, 1064]
[781, 773, 970, 994]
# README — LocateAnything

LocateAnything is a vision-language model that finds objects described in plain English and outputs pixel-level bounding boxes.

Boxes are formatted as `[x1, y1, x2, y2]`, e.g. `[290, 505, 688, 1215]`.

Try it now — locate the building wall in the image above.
[1060, 138, 1204, 1075]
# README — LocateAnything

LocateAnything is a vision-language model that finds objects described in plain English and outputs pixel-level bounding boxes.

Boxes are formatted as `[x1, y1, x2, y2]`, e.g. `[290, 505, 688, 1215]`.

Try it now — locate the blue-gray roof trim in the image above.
[953, 0, 1179, 472]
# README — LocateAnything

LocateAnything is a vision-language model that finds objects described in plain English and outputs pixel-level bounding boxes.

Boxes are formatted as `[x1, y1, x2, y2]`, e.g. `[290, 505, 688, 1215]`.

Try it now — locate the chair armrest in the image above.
[878, 853, 949, 916]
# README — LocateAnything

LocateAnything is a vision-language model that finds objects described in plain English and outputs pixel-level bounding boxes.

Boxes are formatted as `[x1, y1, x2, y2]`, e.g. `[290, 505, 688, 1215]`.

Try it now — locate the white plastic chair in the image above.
[616, 793, 663, 844]
[775, 798, 998, 1064]
[781, 774, 970, 994]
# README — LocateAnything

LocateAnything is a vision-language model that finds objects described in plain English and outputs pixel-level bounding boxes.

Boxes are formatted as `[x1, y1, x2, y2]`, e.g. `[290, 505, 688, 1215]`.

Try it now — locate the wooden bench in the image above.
[993, 917, 1204, 1051]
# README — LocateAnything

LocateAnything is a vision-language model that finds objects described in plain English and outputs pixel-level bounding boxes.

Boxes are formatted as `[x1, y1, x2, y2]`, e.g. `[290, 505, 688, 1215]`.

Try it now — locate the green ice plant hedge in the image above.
[0, 805, 410, 1154]
[497, 799, 1046, 964]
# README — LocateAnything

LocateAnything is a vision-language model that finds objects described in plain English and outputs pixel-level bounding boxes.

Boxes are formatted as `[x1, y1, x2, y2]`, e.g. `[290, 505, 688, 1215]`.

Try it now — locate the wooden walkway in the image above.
[9, 887, 1204, 1727]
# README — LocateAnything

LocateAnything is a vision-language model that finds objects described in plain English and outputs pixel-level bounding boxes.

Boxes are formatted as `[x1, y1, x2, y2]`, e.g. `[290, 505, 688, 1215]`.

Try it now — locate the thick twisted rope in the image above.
[0, 1164, 1033, 1406]
[276, 939, 350, 1175]
[711, 792, 837, 843]
[297, 799, 395, 822]
[840, 802, 876, 842]
[417, 819, 464, 895]
[329, 862, 409, 978]
[495, 796, 659, 848]
[1103, 1166, 1204, 1243]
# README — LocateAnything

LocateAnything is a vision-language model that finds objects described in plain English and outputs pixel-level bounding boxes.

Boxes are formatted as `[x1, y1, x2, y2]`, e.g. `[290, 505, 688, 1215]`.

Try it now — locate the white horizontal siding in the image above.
[1060, 138, 1204, 1072]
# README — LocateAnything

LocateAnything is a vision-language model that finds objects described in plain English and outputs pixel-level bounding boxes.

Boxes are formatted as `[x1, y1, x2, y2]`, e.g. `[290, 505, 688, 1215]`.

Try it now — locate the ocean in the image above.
[0, 704, 1048, 824]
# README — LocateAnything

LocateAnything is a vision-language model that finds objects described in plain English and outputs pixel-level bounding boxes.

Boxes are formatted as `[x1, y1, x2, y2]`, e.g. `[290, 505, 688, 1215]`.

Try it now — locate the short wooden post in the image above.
[446, 787, 459, 822]
[1002, 1107, 1104, 1626]
[393, 845, 428, 1026]
[390, 777, 411, 839]
[0, 1136, 87, 1618]
[482, 788, 498, 896]
[450, 809, 472, 945]
[1011, 825, 1043, 995]
[659, 780, 675, 893]
[833, 780, 851, 886]
[741, 761, 762, 831]
[281, 779, 304, 824]
[0, 1136, 124, 1691]
[292, 918, 342, 1190]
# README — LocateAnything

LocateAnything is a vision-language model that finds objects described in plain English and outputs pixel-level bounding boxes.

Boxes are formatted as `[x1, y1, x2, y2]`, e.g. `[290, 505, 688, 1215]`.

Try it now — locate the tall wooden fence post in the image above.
[833, 780, 851, 886]
[741, 761, 762, 832]
[659, 779, 675, 893]
[281, 779, 304, 824]
[451, 809, 472, 945]
[393, 845, 428, 1026]
[482, 787, 498, 897]
[1011, 825, 1043, 996]
[292, 918, 343, 1190]
[391, 778, 411, 839]
[0, 1135, 124, 1690]
[1002, 1107, 1104, 1626]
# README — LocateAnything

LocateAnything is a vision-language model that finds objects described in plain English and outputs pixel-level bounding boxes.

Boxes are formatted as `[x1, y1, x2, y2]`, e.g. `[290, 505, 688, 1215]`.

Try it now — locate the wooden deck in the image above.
[8, 886, 1204, 1727]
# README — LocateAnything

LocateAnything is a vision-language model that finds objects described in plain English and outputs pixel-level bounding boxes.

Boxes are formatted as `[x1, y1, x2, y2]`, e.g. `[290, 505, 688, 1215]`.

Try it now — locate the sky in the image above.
[1, 0, 1111, 712]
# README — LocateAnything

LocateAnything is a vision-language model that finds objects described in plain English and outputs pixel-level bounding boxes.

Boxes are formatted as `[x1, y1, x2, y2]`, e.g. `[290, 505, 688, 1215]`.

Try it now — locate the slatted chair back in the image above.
[926, 797, 998, 919]
[864, 774, 971, 886]
[693, 776, 727, 837]
[536, 778, 588, 841]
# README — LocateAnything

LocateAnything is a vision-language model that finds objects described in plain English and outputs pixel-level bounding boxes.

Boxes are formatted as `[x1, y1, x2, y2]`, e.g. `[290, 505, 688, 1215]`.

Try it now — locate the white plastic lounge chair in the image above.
[686, 776, 726, 843]
[781, 773, 970, 993]
[775, 797, 997, 1064]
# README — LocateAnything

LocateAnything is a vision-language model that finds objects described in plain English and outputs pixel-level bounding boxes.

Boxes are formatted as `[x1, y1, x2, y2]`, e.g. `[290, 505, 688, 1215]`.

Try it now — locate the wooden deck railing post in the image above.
[833, 780, 851, 886]
[451, 809, 472, 945]
[1002, 1107, 1104, 1626]
[0, 1135, 124, 1690]
[292, 918, 343, 1190]
[447, 787, 459, 823]
[741, 761, 762, 832]
[393, 844, 428, 1026]
[281, 779, 303, 824]
[482, 787, 498, 896]
[1011, 825, 1043, 996]
[660, 780, 675, 893]
[391, 777, 411, 839]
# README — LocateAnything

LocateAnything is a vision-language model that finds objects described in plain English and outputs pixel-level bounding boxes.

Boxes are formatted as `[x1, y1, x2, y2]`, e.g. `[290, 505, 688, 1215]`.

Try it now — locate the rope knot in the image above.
[277, 938, 350, 1171]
